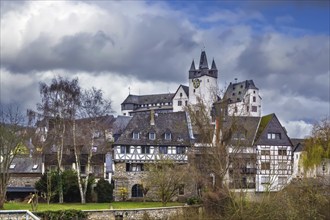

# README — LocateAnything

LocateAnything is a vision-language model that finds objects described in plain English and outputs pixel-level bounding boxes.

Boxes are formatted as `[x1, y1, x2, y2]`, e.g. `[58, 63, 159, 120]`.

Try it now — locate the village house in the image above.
[112, 110, 193, 201]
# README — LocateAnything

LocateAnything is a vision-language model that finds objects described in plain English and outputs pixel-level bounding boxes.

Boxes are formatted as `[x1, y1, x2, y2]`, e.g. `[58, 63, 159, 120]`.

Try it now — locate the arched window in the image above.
[132, 184, 143, 197]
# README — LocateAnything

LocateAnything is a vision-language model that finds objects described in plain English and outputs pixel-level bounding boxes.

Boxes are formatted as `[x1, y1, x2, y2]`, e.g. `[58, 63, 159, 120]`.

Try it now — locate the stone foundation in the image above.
[84, 206, 202, 220]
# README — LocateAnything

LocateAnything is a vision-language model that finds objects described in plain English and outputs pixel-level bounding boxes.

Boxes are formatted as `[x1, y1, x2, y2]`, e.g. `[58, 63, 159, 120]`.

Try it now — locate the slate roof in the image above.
[9, 155, 43, 174]
[223, 80, 258, 104]
[291, 138, 305, 152]
[189, 51, 218, 79]
[221, 116, 261, 146]
[254, 113, 293, 146]
[122, 93, 174, 105]
[114, 112, 191, 146]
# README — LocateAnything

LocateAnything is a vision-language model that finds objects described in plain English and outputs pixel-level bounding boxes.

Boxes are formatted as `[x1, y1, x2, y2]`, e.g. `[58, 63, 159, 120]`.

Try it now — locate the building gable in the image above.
[255, 113, 292, 146]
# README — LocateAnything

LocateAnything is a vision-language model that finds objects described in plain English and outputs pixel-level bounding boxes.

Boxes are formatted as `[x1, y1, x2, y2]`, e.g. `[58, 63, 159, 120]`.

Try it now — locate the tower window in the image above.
[180, 93, 182, 97]
[252, 106, 257, 112]
[253, 96, 256, 102]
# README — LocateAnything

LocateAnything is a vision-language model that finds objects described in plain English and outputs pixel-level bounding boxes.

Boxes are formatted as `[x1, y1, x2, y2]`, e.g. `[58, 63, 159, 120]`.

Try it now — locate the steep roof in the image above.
[254, 113, 293, 146]
[121, 93, 174, 105]
[114, 112, 191, 146]
[173, 85, 189, 98]
[189, 50, 218, 79]
[223, 80, 258, 104]
[221, 116, 261, 146]
[199, 50, 209, 69]
[291, 138, 305, 152]
[9, 155, 43, 174]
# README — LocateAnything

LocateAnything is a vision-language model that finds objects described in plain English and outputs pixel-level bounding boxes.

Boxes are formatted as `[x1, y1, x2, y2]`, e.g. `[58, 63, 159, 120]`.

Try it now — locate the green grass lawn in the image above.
[4, 202, 184, 211]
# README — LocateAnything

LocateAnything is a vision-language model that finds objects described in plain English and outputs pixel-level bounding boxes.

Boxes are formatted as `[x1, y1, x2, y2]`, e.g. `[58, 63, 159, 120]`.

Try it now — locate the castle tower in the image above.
[188, 51, 218, 109]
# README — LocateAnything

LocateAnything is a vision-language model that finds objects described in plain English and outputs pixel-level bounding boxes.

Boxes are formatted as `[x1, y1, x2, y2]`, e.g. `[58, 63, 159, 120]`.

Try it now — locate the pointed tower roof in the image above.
[190, 60, 196, 71]
[199, 50, 209, 69]
[211, 59, 217, 70]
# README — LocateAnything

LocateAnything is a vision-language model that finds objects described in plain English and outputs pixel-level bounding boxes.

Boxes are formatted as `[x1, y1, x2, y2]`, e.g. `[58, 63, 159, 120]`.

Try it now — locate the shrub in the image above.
[186, 196, 202, 205]
[95, 178, 113, 202]
[35, 209, 88, 220]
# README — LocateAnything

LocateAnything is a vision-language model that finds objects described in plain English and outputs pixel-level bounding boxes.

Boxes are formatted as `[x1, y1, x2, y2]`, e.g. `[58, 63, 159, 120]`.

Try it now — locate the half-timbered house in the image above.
[112, 110, 192, 200]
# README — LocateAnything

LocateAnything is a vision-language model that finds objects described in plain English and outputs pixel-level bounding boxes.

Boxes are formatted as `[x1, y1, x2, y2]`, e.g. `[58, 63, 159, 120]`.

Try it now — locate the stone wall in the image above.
[113, 162, 197, 202]
[84, 206, 202, 220]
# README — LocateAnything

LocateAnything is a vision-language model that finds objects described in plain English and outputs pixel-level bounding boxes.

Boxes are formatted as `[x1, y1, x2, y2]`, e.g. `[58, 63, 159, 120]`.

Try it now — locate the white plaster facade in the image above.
[227, 88, 261, 117]
[172, 85, 189, 112]
[189, 75, 218, 110]
[256, 144, 292, 192]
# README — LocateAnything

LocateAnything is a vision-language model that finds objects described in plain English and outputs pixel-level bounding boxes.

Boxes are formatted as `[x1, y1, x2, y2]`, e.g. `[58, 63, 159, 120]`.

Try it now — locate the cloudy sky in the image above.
[1, 0, 329, 138]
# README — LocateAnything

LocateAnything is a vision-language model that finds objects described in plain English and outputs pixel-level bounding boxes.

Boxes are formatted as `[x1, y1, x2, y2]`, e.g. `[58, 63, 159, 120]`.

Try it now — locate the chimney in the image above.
[150, 109, 155, 126]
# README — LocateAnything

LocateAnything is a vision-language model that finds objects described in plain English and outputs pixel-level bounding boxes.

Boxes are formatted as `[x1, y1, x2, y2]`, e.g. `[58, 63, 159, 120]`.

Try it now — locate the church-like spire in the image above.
[211, 59, 217, 70]
[190, 60, 196, 71]
[199, 50, 209, 69]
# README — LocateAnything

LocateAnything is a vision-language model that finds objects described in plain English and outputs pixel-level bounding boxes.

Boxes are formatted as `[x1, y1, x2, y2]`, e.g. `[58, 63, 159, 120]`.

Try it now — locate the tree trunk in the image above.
[57, 123, 65, 204]
[0, 192, 5, 209]
[73, 119, 85, 204]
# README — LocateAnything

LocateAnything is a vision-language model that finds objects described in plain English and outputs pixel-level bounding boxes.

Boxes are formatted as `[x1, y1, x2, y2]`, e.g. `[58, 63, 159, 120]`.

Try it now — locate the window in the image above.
[132, 184, 143, 197]
[252, 106, 257, 112]
[178, 100, 182, 106]
[253, 96, 256, 102]
[185, 100, 188, 106]
[120, 146, 130, 154]
[93, 165, 102, 175]
[126, 163, 144, 172]
[80, 165, 86, 174]
[233, 132, 245, 140]
[149, 132, 156, 140]
[133, 132, 139, 139]
[278, 162, 287, 170]
[142, 146, 150, 154]
[278, 176, 287, 185]
[180, 92, 182, 97]
[93, 131, 101, 138]
[232, 93, 235, 96]
[261, 176, 270, 184]
[159, 146, 168, 154]
[278, 149, 287, 155]
[193, 89, 196, 93]
[267, 133, 281, 139]
[260, 150, 270, 155]
[92, 146, 98, 152]
[246, 106, 249, 112]
[179, 184, 185, 195]
[165, 132, 172, 140]
[261, 162, 270, 170]
[234, 106, 238, 113]
[176, 146, 186, 154]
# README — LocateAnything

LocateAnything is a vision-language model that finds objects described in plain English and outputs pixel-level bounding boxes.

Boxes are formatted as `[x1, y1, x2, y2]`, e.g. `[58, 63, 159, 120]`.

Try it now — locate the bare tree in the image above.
[0, 105, 27, 209]
[36, 76, 80, 203]
[144, 158, 189, 206]
[74, 87, 112, 204]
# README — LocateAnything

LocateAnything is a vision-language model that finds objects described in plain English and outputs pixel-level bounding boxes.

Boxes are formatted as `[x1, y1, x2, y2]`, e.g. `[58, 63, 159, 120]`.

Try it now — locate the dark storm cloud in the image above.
[2, 13, 198, 83]
[237, 34, 330, 102]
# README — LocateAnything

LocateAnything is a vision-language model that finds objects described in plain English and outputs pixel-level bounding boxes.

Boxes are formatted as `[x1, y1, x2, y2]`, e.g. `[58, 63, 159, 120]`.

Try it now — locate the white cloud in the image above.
[281, 120, 313, 138]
